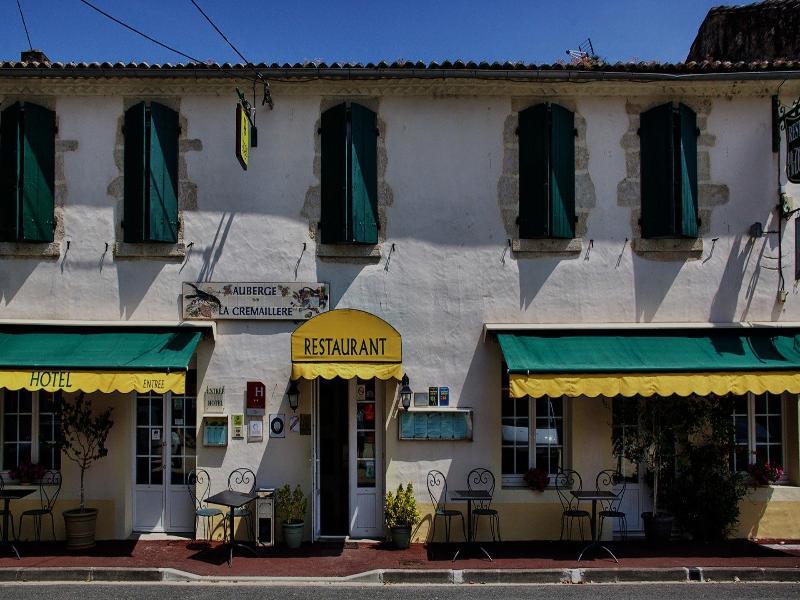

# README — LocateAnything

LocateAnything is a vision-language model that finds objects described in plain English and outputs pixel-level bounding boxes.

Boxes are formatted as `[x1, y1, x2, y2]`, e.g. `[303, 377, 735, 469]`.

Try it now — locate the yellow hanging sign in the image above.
[236, 103, 249, 170]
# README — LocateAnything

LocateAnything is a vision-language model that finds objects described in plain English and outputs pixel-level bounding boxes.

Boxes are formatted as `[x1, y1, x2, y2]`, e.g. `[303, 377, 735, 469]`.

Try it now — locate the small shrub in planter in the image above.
[276, 484, 307, 549]
[385, 482, 420, 549]
[748, 461, 784, 486]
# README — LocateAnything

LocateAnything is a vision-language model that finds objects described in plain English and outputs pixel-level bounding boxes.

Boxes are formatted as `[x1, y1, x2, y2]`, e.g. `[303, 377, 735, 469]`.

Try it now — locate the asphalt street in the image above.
[0, 583, 799, 600]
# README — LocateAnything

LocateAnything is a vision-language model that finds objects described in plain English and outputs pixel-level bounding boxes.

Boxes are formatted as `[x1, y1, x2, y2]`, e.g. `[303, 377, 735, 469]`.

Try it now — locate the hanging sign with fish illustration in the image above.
[182, 282, 330, 320]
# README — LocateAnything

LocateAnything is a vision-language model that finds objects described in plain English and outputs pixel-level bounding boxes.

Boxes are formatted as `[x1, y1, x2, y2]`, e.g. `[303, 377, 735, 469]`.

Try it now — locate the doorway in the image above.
[314, 377, 384, 539]
[132, 391, 196, 532]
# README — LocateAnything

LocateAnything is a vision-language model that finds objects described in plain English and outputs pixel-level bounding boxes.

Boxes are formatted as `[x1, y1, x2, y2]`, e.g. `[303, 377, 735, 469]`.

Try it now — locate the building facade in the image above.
[1, 59, 799, 542]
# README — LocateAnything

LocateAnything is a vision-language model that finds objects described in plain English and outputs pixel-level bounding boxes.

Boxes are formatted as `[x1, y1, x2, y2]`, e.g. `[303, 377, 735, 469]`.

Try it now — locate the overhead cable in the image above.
[16, 0, 33, 49]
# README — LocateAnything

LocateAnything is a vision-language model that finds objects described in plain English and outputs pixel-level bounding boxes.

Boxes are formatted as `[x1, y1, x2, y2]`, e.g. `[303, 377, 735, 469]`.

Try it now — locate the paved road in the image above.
[1, 583, 799, 600]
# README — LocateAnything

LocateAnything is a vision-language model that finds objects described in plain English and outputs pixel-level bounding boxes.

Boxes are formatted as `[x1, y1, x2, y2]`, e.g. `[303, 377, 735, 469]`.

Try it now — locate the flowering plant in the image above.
[385, 482, 421, 528]
[9, 461, 47, 483]
[748, 461, 784, 485]
[524, 467, 550, 492]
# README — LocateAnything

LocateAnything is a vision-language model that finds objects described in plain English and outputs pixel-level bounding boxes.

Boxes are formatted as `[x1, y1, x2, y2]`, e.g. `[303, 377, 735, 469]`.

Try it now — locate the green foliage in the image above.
[385, 482, 421, 528]
[276, 484, 307, 524]
[56, 393, 114, 512]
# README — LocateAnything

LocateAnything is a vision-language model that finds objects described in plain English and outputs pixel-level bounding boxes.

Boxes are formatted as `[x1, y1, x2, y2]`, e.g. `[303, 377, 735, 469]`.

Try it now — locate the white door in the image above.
[348, 378, 384, 538]
[613, 473, 652, 536]
[133, 392, 196, 532]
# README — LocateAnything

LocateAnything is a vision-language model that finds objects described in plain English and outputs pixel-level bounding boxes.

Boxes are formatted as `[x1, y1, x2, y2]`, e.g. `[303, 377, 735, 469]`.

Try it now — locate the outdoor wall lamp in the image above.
[399, 373, 413, 411]
[287, 380, 300, 412]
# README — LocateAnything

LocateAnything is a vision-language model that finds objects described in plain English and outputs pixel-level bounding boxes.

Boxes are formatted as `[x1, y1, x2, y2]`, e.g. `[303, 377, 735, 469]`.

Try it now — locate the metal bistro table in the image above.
[570, 490, 619, 563]
[449, 489, 492, 561]
[0, 487, 36, 559]
[206, 489, 258, 567]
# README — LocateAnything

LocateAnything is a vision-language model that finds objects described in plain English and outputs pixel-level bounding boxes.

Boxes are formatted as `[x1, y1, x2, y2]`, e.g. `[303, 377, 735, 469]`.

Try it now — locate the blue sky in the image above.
[1, 1, 722, 65]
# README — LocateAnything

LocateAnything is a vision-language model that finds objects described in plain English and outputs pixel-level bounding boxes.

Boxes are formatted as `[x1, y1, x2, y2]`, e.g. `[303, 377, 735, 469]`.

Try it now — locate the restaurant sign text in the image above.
[182, 282, 329, 320]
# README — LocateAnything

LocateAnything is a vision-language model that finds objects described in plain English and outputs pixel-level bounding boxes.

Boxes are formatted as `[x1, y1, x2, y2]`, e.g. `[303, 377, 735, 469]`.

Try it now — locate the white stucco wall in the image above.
[1, 77, 799, 539]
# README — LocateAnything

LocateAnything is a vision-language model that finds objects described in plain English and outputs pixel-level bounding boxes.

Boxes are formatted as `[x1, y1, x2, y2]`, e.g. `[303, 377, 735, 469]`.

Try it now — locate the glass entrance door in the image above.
[133, 391, 195, 532]
[349, 378, 383, 538]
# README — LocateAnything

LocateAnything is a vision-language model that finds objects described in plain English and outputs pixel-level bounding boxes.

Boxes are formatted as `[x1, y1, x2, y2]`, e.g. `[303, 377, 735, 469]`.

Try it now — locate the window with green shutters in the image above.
[0, 102, 56, 243]
[320, 102, 378, 245]
[639, 102, 699, 239]
[123, 102, 179, 243]
[518, 103, 576, 239]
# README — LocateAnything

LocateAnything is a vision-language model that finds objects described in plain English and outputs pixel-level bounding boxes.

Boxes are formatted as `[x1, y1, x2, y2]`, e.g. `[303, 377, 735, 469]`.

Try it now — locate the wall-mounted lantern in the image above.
[287, 380, 300, 413]
[399, 373, 413, 411]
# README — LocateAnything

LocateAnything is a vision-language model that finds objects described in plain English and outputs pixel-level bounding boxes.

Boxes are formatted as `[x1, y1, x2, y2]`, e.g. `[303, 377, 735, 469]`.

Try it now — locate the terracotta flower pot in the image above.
[63, 508, 98, 549]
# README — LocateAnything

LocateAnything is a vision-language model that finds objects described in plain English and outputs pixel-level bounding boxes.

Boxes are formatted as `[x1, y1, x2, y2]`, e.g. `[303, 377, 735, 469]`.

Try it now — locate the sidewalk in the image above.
[0, 539, 798, 583]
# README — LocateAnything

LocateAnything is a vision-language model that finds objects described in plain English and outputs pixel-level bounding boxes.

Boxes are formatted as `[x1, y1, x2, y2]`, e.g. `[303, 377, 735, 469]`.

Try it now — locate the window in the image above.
[517, 103, 575, 239]
[611, 397, 640, 482]
[320, 102, 378, 244]
[501, 368, 567, 486]
[730, 392, 785, 477]
[123, 102, 179, 243]
[639, 102, 699, 238]
[1, 389, 61, 473]
[0, 102, 56, 243]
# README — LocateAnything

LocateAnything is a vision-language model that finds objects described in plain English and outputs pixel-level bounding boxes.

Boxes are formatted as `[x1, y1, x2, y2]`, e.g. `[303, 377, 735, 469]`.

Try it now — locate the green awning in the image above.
[497, 330, 800, 398]
[0, 328, 203, 395]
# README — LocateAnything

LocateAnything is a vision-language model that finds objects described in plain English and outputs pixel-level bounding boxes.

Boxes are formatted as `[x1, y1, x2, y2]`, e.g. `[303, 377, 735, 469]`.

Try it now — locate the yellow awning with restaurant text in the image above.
[290, 309, 402, 380]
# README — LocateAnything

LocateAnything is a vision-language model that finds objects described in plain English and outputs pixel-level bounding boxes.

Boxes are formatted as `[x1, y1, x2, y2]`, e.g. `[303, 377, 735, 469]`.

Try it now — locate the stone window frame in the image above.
[109, 97, 200, 261]
[617, 99, 729, 259]
[0, 96, 76, 259]
[301, 98, 393, 263]
[498, 98, 597, 257]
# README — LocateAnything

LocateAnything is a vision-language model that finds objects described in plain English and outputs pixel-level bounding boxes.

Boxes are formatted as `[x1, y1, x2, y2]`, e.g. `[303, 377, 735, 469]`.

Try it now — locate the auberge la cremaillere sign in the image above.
[182, 282, 329, 320]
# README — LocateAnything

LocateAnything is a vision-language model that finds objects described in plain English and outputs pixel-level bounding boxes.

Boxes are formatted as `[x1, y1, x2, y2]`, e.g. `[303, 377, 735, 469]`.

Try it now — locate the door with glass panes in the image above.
[348, 378, 383, 538]
[133, 391, 195, 532]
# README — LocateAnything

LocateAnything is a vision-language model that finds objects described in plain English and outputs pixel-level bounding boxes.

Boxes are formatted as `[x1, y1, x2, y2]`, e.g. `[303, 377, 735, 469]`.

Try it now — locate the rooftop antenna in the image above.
[566, 38, 595, 61]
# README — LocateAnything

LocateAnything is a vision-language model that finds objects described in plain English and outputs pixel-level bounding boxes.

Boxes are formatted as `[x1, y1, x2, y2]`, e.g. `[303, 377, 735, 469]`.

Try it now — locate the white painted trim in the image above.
[0, 319, 216, 339]
[484, 321, 800, 338]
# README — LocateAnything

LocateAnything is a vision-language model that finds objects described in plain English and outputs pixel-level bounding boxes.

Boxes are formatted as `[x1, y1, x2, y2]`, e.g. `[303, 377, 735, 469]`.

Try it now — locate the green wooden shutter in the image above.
[20, 103, 55, 242]
[640, 103, 676, 238]
[350, 103, 378, 244]
[550, 104, 575, 239]
[0, 103, 21, 242]
[148, 102, 179, 243]
[679, 104, 699, 238]
[518, 104, 549, 238]
[123, 102, 146, 243]
[320, 103, 348, 244]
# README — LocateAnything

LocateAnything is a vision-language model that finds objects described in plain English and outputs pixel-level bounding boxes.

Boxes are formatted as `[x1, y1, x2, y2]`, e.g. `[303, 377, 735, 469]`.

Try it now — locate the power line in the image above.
[16, 0, 33, 49]
[77, 0, 202, 64]
[189, 0, 273, 109]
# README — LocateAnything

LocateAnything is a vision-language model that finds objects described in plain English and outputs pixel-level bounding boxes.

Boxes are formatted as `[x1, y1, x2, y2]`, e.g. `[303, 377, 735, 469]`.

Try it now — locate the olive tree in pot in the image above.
[613, 398, 675, 544]
[57, 393, 114, 549]
[385, 482, 420, 549]
[276, 484, 307, 549]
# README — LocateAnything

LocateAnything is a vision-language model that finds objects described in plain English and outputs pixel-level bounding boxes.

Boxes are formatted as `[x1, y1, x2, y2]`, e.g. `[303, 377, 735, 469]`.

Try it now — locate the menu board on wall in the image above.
[398, 411, 473, 441]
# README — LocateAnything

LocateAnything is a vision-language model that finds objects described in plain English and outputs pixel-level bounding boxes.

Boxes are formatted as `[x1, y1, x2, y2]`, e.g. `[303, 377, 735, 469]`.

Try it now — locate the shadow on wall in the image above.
[315, 260, 379, 310]
[116, 261, 166, 319]
[0, 260, 39, 306]
[709, 234, 758, 322]
[197, 212, 235, 283]
[632, 256, 684, 322]
[736, 486, 773, 539]
[518, 258, 560, 311]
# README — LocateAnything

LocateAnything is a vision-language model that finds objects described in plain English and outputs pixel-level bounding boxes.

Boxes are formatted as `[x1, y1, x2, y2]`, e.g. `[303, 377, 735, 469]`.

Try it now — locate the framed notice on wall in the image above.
[399, 410, 473, 441]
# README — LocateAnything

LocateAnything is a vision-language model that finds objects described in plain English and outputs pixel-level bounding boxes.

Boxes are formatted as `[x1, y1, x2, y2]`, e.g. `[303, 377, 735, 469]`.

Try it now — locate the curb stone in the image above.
[0, 566, 798, 584]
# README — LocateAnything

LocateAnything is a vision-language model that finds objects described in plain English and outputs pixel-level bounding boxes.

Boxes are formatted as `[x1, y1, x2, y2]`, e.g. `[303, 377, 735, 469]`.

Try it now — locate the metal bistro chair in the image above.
[187, 469, 225, 541]
[427, 470, 466, 543]
[596, 469, 628, 540]
[554, 468, 591, 542]
[228, 468, 256, 542]
[18, 470, 61, 542]
[0, 473, 15, 541]
[467, 468, 501, 542]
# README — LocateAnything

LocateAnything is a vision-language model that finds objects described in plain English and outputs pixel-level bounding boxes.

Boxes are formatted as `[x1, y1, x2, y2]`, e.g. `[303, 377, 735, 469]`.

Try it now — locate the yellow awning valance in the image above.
[291, 308, 402, 380]
[0, 369, 187, 395]
[292, 362, 403, 381]
[510, 371, 800, 399]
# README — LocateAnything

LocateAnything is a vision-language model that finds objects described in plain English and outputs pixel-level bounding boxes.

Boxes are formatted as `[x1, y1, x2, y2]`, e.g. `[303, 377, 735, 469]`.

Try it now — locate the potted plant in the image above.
[9, 461, 46, 484]
[276, 484, 307, 549]
[57, 393, 114, 549]
[524, 467, 549, 492]
[748, 461, 784, 486]
[614, 398, 674, 544]
[384, 482, 420, 549]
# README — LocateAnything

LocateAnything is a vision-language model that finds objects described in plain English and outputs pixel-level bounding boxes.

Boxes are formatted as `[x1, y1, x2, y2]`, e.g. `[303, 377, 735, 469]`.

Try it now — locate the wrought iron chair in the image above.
[228, 468, 256, 542]
[18, 470, 61, 542]
[467, 468, 500, 542]
[0, 473, 15, 541]
[187, 469, 225, 541]
[596, 469, 628, 540]
[427, 470, 465, 543]
[554, 468, 590, 542]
